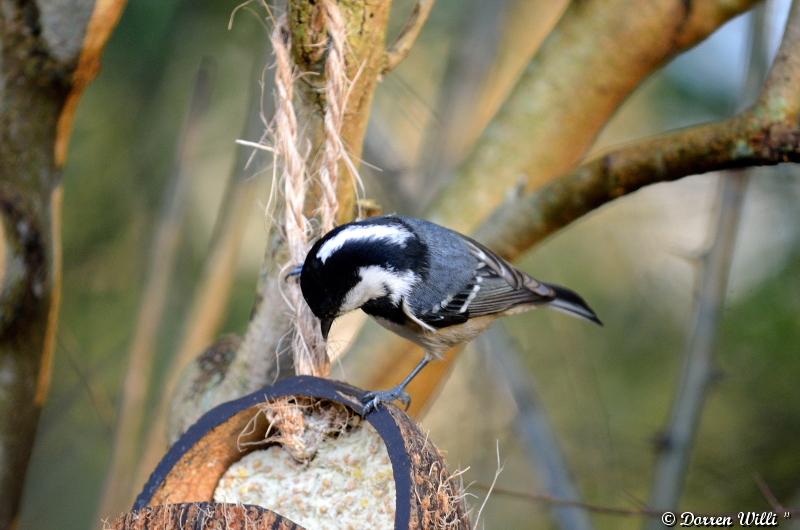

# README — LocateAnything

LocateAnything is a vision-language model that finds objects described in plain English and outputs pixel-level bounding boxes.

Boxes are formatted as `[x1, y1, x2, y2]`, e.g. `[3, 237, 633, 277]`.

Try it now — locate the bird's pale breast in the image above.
[372, 313, 501, 357]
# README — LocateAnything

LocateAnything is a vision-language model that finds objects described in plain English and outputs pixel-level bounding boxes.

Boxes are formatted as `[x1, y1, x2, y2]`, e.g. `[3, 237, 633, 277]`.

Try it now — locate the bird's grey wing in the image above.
[416, 233, 556, 328]
[460, 234, 552, 294]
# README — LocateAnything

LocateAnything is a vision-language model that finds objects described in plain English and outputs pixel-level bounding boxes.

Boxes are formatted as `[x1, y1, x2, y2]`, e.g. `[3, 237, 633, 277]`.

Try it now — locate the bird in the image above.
[290, 215, 601, 413]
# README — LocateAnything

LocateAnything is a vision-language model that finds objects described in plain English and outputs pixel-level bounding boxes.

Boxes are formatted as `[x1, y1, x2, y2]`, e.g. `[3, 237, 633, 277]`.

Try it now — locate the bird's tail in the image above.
[545, 283, 602, 326]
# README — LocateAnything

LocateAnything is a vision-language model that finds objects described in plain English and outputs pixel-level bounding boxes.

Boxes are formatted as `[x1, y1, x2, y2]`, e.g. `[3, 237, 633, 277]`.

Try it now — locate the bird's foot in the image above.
[361, 387, 411, 415]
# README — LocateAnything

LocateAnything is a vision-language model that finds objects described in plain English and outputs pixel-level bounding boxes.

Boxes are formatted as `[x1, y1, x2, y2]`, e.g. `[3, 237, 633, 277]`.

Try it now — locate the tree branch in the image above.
[287, 0, 393, 223]
[428, 0, 761, 234]
[382, 0, 436, 74]
[645, 171, 748, 524]
[154, 2, 397, 455]
[473, 114, 799, 258]
[475, 0, 800, 261]
[415, 0, 568, 207]
[644, 6, 771, 523]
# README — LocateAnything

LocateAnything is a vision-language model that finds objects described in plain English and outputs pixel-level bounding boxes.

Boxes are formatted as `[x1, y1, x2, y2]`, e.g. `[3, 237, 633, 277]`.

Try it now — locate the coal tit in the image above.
[292, 215, 601, 413]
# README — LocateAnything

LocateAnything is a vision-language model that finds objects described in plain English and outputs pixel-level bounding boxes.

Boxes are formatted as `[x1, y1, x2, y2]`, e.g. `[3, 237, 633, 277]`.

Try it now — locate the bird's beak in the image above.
[320, 317, 333, 340]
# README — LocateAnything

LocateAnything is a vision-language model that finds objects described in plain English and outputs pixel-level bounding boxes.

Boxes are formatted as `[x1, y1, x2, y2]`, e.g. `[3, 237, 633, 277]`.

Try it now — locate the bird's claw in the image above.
[361, 387, 411, 415]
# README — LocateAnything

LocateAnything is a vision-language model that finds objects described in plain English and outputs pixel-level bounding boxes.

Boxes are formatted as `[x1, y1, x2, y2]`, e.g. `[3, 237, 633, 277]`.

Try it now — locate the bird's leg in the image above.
[361, 353, 433, 414]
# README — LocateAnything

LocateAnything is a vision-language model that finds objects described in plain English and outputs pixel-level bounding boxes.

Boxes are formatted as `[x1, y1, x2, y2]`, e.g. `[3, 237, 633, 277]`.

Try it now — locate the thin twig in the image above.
[754, 473, 786, 513]
[57, 331, 114, 436]
[382, 0, 436, 74]
[38, 335, 120, 438]
[645, 171, 749, 521]
[473, 483, 800, 520]
[473, 441, 504, 529]
[471, 483, 665, 518]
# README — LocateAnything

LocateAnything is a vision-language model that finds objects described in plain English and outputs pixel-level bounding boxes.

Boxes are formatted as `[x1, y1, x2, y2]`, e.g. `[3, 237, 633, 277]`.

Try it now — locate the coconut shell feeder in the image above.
[109, 376, 468, 529]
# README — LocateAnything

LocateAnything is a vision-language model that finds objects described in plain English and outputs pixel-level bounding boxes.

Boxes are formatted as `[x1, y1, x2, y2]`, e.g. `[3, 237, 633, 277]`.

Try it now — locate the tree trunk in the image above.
[0, 1, 125, 526]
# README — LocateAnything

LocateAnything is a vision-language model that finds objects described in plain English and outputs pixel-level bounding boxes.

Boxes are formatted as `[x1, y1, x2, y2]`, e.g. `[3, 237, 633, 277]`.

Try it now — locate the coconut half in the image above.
[128, 376, 469, 530]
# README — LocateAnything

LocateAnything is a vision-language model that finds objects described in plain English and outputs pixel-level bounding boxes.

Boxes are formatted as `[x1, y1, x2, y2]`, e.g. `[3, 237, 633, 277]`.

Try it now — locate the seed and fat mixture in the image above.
[214, 403, 396, 529]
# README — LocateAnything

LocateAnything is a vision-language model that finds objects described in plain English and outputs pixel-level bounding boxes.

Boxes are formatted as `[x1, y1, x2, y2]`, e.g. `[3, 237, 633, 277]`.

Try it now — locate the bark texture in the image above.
[0, 0, 125, 526]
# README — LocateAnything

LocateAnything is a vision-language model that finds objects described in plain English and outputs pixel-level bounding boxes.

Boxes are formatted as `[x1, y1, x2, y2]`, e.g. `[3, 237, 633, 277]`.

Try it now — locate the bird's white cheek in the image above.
[339, 266, 418, 314]
[340, 280, 383, 313]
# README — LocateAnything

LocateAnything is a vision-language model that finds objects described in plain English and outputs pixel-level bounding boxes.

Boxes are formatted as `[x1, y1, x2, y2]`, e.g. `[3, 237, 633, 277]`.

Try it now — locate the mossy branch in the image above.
[416, 0, 568, 205]
[427, 0, 761, 234]
[287, 0, 393, 223]
[475, 0, 800, 260]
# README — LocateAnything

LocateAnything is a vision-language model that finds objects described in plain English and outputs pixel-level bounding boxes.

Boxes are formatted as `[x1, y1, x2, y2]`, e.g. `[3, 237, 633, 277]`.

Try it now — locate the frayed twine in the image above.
[318, 0, 360, 233]
[268, 18, 325, 378]
[259, 1, 360, 377]
[104, 501, 288, 530]
[237, 397, 358, 462]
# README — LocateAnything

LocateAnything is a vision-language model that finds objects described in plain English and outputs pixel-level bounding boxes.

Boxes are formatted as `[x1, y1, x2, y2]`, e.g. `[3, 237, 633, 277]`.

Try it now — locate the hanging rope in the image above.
[268, 2, 358, 376]
[318, 0, 358, 233]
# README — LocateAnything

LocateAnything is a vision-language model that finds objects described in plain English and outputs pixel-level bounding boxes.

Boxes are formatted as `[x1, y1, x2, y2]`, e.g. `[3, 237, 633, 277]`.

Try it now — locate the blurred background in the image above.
[17, 1, 800, 528]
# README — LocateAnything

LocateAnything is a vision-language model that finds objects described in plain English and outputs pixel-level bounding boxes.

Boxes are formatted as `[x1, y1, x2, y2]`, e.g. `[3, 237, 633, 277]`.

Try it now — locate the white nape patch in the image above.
[340, 265, 418, 313]
[317, 224, 413, 263]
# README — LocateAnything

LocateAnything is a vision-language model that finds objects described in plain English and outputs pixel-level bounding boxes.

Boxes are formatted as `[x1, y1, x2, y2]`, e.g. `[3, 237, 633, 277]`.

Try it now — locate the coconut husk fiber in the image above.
[106, 502, 303, 529]
[132, 376, 469, 529]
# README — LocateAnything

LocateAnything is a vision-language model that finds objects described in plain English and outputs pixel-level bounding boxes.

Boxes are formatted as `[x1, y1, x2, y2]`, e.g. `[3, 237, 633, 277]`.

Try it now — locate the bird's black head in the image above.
[299, 216, 427, 338]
